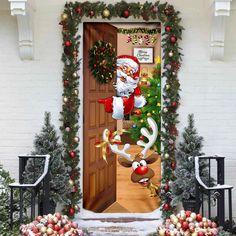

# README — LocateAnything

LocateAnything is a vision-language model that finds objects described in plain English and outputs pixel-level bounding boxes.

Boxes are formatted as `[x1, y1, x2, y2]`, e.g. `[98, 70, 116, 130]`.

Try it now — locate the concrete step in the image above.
[77, 218, 160, 236]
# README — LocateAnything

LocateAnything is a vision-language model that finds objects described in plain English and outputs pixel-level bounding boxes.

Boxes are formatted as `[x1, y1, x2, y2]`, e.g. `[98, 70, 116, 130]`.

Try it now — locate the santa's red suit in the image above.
[98, 55, 146, 120]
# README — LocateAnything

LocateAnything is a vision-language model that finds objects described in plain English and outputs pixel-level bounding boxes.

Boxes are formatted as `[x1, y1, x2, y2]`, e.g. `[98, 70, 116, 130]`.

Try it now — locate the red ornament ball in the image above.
[185, 210, 192, 217]
[122, 9, 130, 18]
[198, 232, 205, 236]
[63, 80, 69, 87]
[89, 10, 95, 17]
[69, 151, 76, 159]
[64, 40, 72, 47]
[139, 135, 145, 141]
[134, 109, 142, 116]
[165, 26, 171, 32]
[170, 36, 177, 43]
[76, 6, 82, 15]
[171, 161, 176, 170]
[163, 203, 170, 211]
[165, 230, 171, 236]
[182, 221, 189, 231]
[164, 185, 170, 192]
[72, 186, 78, 193]
[171, 101, 177, 107]
[68, 207, 75, 216]
[196, 213, 203, 222]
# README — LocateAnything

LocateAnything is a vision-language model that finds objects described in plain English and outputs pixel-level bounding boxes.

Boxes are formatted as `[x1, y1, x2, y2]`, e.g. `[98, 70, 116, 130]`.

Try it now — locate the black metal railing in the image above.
[195, 155, 233, 230]
[9, 155, 50, 228]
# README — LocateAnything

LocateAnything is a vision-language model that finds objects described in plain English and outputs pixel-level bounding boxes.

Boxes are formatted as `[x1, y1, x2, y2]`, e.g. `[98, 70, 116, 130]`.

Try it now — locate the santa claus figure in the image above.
[98, 55, 146, 120]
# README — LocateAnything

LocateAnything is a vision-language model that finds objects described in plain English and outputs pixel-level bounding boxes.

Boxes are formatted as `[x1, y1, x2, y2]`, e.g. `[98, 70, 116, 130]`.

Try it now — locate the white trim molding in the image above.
[8, 0, 34, 60]
[210, 0, 232, 60]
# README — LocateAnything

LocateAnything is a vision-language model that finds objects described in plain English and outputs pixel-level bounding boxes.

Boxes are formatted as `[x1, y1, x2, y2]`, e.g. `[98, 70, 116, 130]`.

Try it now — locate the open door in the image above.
[83, 23, 117, 212]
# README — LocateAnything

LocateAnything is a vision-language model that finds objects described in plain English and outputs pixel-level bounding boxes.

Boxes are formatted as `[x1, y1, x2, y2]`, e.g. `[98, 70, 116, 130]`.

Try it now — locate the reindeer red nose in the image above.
[134, 166, 148, 175]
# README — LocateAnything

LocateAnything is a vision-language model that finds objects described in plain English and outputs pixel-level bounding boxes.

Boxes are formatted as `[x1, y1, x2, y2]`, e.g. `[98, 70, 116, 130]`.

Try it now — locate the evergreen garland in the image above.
[88, 40, 116, 84]
[60, 1, 183, 219]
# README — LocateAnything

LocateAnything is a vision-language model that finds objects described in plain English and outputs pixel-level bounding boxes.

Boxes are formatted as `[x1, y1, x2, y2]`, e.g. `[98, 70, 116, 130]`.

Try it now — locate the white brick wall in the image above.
[1, 0, 236, 218]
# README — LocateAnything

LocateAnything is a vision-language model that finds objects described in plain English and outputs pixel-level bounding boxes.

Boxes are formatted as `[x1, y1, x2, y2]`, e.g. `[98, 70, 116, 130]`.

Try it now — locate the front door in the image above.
[83, 23, 117, 212]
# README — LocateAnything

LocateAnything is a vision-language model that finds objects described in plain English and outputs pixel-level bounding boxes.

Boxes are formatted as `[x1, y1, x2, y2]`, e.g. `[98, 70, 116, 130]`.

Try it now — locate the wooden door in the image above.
[83, 23, 117, 212]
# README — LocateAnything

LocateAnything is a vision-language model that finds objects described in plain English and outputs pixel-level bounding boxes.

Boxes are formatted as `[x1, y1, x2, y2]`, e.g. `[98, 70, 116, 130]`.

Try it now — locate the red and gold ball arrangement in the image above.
[157, 210, 218, 236]
[20, 213, 83, 236]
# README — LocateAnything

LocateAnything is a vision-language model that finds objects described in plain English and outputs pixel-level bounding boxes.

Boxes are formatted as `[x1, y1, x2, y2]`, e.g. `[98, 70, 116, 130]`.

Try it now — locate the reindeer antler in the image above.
[109, 143, 132, 161]
[101, 129, 133, 161]
[137, 117, 158, 158]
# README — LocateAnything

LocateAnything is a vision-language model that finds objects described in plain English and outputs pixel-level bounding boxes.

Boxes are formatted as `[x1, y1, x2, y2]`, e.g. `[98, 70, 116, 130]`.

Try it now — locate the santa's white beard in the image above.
[115, 70, 138, 97]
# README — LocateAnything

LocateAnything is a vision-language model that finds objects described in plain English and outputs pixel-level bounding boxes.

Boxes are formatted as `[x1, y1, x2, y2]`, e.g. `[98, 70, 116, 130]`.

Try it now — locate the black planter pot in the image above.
[182, 198, 201, 213]
[39, 199, 57, 215]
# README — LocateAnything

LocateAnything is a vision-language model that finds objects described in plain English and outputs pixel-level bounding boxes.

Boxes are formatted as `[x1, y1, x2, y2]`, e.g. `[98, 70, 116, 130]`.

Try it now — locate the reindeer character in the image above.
[104, 117, 159, 197]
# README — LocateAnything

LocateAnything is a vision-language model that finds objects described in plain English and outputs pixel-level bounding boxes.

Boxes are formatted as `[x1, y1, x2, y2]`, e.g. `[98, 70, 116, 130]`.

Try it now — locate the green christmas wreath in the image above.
[88, 40, 116, 84]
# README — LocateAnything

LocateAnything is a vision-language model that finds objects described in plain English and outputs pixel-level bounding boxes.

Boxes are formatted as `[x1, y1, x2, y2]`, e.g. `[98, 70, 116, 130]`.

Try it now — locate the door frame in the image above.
[77, 19, 163, 218]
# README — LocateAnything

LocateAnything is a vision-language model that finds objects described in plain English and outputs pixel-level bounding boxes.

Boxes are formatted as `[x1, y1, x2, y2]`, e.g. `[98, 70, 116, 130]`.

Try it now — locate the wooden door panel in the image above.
[108, 82, 114, 92]
[99, 84, 106, 92]
[88, 101, 96, 128]
[88, 136, 96, 164]
[89, 173, 96, 199]
[89, 78, 96, 91]
[83, 23, 117, 212]
[98, 168, 106, 192]
[99, 106, 106, 126]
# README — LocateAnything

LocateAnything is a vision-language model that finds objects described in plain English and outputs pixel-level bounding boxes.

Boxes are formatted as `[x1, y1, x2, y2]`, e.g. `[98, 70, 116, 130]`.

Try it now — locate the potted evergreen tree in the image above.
[171, 114, 213, 211]
[23, 112, 70, 213]
[0, 164, 21, 235]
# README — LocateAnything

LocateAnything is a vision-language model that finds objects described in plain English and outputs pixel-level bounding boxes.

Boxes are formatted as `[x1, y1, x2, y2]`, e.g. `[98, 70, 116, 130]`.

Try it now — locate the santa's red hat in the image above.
[117, 55, 140, 80]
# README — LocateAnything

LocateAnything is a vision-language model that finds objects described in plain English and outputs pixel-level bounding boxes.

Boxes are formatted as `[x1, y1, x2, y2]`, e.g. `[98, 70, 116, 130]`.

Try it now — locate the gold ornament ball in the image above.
[74, 205, 79, 211]
[172, 217, 179, 225]
[40, 227, 47, 233]
[69, 179, 74, 186]
[63, 97, 68, 103]
[191, 233, 197, 236]
[166, 84, 170, 90]
[168, 51, 173, 57]
[46, 228, 54, 235]
[61, 13, 68, 20]
[158, 229, 165, 236]
[164, 153, 169, 159]
[140, 119, 144, 123]
[157, 102, 161, 107]
[190, 212, 197, 220]
[147, 94, 151, 97]
[74, 136, 79, 143]
[73, 72, 78, 78]
[103, 8, 110, 18]
[147, 113, 151, 117]
[74, 89, 78, 95]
